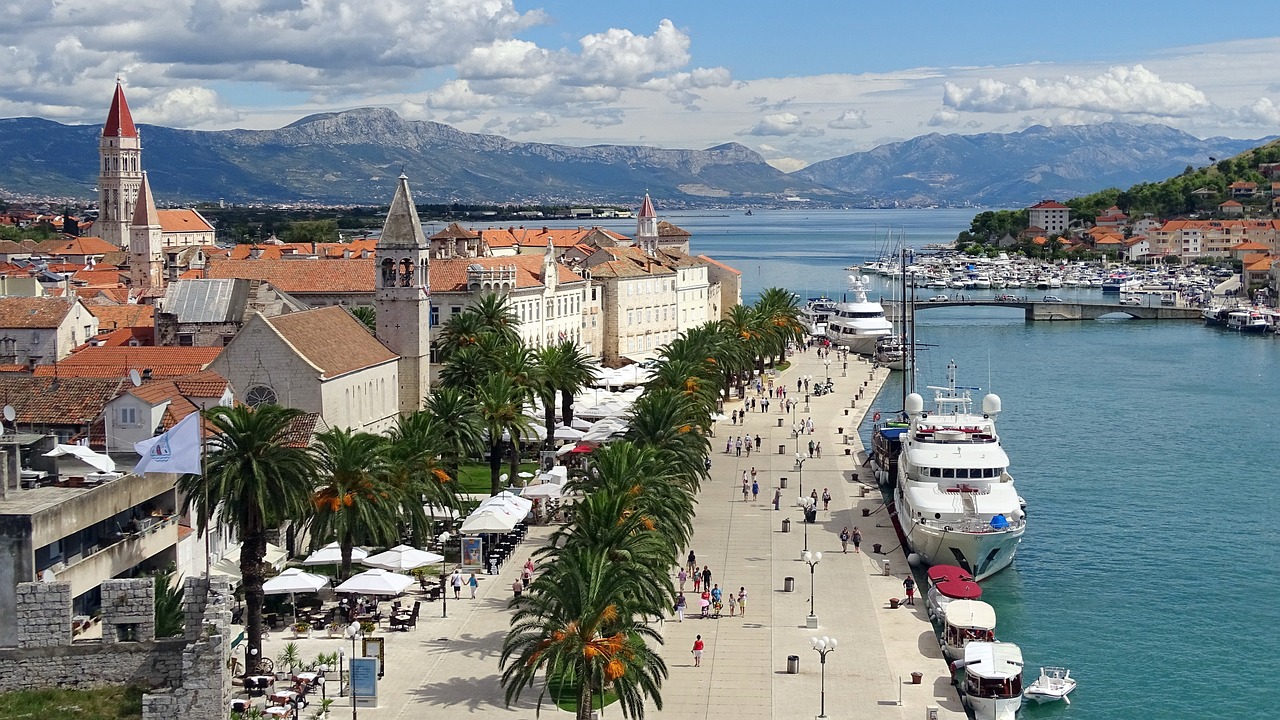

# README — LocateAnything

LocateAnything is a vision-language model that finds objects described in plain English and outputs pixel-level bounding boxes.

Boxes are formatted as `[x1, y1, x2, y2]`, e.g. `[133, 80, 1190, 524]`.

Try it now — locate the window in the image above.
[118, 406, 138, 426]
[222, 335, 235, 346]
[178, 334, 194, 346]
[430, 306, 440, 326]
[246, 385, 278, 407]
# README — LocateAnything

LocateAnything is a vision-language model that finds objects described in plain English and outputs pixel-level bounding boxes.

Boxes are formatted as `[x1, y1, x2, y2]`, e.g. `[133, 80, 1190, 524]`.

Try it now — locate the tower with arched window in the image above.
[375, 174, 431, 413]
[98, 82, 143, 248]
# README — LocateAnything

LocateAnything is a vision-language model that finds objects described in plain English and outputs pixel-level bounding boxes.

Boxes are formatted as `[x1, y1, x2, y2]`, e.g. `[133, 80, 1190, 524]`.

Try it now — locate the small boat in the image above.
[926, 577, 982, 620]
[956, 641, 1024, 720]
[941, 599, 997, 661]
[1023, 666, 1076, 705]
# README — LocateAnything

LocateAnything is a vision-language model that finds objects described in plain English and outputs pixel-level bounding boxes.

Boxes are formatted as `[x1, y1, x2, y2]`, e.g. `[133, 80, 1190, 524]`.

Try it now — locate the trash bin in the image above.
[777, 418, 783, 427]
[862, 507, 871, 517]
[872, 543, 882, 554]
[782, 518, 791, 533]
[911, 672, 923, 685]
[786, 655, 800, 674]
[780, 477, 788, 489]
[784, 577, 795, 592]
[778, 444, 786, 455]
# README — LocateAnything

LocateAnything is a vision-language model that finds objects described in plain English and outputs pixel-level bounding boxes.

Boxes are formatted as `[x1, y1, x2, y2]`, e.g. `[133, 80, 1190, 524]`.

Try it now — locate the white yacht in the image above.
[893, 361, 1026, 581]
[825, 275, 894, 355]
[798, 297, 838, 338]
[958, 641, 1024, 720]
[941, 599, 997, 661]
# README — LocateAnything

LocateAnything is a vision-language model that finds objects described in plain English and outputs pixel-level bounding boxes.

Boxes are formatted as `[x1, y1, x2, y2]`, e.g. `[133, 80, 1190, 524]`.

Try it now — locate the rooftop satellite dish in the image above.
[129, 369, 142, 387]
[3, 405, 14, 423]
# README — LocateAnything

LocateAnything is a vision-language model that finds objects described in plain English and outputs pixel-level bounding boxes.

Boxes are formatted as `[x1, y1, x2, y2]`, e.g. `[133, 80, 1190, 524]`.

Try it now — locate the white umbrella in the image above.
[424, 504, 461, 520]
[44, 444, 116, 473]
[209, 543, 288, 582]
[263, 568, 330, 625]
[459, 508, 519, 533]
[522, 483, 562, 500]
[517, 471, 535, 479]
[334, 568, 415, 596]
[362, 545, 445, 572]
[554, 426, 586, 441]
[571, 417, 593, 430]
[304, 542, 368, 566]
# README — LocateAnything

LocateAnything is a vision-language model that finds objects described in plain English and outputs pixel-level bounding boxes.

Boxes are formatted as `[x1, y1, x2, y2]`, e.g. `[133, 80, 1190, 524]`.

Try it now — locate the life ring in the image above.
[873, 412, 881, 421]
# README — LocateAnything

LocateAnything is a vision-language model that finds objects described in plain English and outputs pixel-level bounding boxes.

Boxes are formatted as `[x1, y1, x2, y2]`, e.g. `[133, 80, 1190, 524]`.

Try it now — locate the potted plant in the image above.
[276, 642, 301, 681]
[359, 620, 377, 636]
[326, 621, 343, 638]
[292, 621, 310, 639]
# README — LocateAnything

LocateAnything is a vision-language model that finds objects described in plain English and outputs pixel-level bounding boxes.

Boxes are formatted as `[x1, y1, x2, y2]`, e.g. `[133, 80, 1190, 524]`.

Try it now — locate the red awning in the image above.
[927, 565, 974, 584]
[934, 579, 982, 600]
[569, 443, 596, 454]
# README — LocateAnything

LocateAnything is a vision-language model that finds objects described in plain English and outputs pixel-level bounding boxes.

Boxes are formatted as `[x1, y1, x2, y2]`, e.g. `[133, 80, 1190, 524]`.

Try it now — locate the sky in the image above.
[3, 1, 1279, 171]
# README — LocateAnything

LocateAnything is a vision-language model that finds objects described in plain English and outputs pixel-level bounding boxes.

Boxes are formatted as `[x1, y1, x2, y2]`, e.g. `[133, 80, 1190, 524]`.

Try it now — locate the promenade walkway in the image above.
[250, 347, 965, 718]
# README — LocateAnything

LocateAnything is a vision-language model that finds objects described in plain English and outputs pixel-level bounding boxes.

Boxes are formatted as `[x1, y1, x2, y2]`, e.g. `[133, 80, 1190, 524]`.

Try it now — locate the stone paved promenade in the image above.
[253, 348, 967, 718]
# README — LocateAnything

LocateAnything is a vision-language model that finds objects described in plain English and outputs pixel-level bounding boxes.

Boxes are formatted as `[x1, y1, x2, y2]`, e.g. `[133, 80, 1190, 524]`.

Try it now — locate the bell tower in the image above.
[637, 192, 658, 257]
[98, 81, 142, 248]
[375, 174, 432, 414]
[129, 172, 165, 289]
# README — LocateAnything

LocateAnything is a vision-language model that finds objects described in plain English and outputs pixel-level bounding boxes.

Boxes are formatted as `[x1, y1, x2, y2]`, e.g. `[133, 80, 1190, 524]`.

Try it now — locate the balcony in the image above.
[53, 515, 178, 598]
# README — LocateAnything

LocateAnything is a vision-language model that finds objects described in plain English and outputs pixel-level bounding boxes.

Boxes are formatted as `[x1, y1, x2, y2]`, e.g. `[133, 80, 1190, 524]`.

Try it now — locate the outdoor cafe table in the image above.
[292, 672, 319, 684]
[263, 706, 292, 718]
[269, 690, 299, 706]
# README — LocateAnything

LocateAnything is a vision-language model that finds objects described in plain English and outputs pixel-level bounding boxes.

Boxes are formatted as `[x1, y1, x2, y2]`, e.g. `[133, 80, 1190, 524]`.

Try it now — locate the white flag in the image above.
[134, 411, 204, 475]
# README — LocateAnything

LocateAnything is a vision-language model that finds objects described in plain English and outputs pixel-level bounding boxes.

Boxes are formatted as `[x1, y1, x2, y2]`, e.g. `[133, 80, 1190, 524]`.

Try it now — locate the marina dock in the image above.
[884, 298, 1204, 321]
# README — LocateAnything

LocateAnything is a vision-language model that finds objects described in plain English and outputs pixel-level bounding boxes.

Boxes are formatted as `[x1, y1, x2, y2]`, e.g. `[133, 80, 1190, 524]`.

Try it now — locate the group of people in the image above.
[725, 434, 762, 456]
[676, 551, 748, 623]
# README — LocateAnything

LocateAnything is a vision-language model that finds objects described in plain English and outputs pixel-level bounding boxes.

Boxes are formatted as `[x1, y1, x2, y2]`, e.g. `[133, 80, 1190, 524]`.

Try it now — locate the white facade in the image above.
[1028, 202, 1070, 235]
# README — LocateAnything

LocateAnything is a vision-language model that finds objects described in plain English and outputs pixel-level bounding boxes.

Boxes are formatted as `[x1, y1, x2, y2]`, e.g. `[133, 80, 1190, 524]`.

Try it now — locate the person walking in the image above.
[816, 441, 822, 458]
[692, 635, 704, 667]
[693, 567, 702, 593]
[735, 437, 742, 457]
[742, 479, 750, 502]
[745, 440, 751, 458]
[737, 587, 747, 617]
[468, 572, 479, 599]
[687, 550, 697, 575]
[727, 592, 737, 617]
[751, 479, 760, 502]
[702, 566, 712, 590]
[839, 526, 850, 553]
[512, 577, 524, 598]
[674, 594, 687, 622]
[852, 526, 862, 553]
[678, 567, 688, 593]
[808, 439, 815, 458]
[822, 487, 831, 511]
[902, 576, 916, 605]
[450, 569, 463, 599]
[725, 437, 732, 454]
[772, 487, 781, 511]
[755, 434, 762, 451]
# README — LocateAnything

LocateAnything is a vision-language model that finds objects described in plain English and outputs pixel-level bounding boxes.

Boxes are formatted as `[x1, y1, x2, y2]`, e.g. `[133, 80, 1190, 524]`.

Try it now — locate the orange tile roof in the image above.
[86, 326, 153, 347]
[427, 255, 586, 293]
[206, 258, 375, 294]
[478, 226, 629, 249]
[1219, 200, 1243, 207]
[1230, 241, 1270, 251]
[87, 304, 154, 330]
[38, 236, 118, 256]
[172, 369, 229, 398]
[0, 376, 125, 426]
[657, 221, 691, 238]
[1030, 200, 1068, 209]
[225, 239, 379, 260]
[103, 82, 137, 138]
[429, 222, 479, 240]
[0, 296, 76, 329]
[265, 306, 396, 379]
[33, 346, 221, 378]
[697, 255, 742, 275]
[157, 209, 214, 234]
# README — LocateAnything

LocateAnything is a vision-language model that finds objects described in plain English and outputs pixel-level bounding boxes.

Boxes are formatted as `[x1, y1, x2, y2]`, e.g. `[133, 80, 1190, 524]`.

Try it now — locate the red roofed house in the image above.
[1218, 200, 1244, 217]
[0, 296, 98, 364]
[1028, 200, 1070, 235]
[1228, 181, 1258, 198]
[37, 236, 119, 266]
[102, 371, 231, 457]
[156, 210, 215, 247]
[211, 306, 400, 433]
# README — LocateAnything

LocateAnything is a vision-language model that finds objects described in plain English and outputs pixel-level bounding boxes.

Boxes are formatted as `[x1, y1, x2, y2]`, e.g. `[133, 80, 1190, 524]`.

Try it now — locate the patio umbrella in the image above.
[570, 417, 593, 430]
[303, 542, 368, 566]
[521, 483, 562, 500]
[459, 508, 519, 533]
[334, 568, 415, 596]
[554, 426, 585, 441]
[43, 444, 116, 473]
[209, 543, 289, 582]
[263, 568, 330, 625]
[362, 545, 445, 572]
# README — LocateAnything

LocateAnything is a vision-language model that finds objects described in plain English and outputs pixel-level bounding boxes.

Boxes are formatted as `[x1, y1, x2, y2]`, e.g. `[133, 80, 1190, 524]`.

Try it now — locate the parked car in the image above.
[1042, 295, 1063, 303]
[1119, 296, 1143, 306]
[928, 295, 949, 302]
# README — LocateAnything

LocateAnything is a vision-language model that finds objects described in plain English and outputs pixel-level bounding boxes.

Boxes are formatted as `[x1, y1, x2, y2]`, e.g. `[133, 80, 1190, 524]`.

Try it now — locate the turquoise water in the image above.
[546, 208, 1279, 718]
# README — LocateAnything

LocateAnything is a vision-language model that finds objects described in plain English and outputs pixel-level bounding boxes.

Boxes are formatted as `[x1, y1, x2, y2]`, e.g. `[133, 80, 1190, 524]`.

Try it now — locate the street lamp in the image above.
[794, 454, 806, 498]
[810, 636, 837, 718]
[317, 664, 328, 704]
[344, 624, 362, 720]
[798, 495, 815, 555]
[824, 357, 831, 383]
[437, 531, 451, 618]
[338, 650, 345, 697]
[803, 550, 822, 628]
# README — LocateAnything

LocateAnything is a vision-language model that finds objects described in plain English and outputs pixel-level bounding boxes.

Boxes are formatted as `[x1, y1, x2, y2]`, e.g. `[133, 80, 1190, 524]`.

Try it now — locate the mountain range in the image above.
[0, 110, 1270, 207]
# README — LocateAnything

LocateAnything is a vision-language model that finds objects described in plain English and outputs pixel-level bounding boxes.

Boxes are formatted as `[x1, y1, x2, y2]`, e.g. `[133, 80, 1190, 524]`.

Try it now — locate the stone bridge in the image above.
[882, 299, 1204, 322]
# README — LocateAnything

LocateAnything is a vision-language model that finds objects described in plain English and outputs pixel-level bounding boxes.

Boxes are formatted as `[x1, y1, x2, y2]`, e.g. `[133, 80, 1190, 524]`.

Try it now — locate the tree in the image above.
[310, 427, 399, 579]
[469, 293, 520, 345]
[533, 341, 598, 447]
[349, 306, 376, 333]
[177, 404, 317, 673]
[282, 219, 339, 245]
[473, 373, 534, 495]
[386, 410, 460, 541]
[422, 387, 484, 482]
[152, 568, 185, 638]
[61, 207, 79, 237]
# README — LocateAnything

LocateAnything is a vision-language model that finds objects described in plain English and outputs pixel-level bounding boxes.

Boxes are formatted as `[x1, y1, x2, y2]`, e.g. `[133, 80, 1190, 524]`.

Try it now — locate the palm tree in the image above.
[473, 373, 534, 495]
[422, 387, 483, 483]
[310, 427, 399, 579]
[470, 292, 520, 344]
[387, 410, 460, 540]
[533, 342, 598, 448]
[177, 404, 317, 673]
[349, 306, 376, 334]
[437, 343, 491, 391]
[437, 310, 486, 361]
[501, 545, 668, 720]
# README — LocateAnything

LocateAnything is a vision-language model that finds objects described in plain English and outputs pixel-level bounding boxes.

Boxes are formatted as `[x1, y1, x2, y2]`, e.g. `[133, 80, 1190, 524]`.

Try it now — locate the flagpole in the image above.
[202, 411, 211, 578]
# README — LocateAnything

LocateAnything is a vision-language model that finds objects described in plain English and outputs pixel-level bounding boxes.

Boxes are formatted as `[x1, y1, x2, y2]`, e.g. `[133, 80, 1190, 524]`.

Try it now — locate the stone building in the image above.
[154, 278, 306, 347]
[373, 175, 432, 414]
[0, 296, 99, 364]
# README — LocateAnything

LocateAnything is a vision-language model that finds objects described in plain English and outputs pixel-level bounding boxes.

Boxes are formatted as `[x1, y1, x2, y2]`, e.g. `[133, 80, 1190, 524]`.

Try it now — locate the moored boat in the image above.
[825, 275, 893, 355]
[1023, 666, 1077, 705]
[941, 599, 997, 661]
[1226, 309, 1268, 333]
[956, 641, 1024, 720]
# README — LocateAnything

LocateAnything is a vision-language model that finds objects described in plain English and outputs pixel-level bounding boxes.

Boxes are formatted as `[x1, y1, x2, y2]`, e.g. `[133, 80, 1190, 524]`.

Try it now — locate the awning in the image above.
[334, 568, 415, 596]
[44, 444, 116, 473]
[362, 545, 445, 571]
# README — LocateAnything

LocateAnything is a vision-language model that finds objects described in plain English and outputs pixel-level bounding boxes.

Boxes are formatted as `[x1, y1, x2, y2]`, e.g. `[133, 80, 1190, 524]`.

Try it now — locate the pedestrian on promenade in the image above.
[810, 489, 818, 513]
[737, 587, 747, 617]
[678, 567, 688, 593]
[742, 469, 748, 485]
[468, 572, 479, 599]
[751, 479, 759, 501]
[742, 479, 750, 502]
[750, 466, 757, 484]
[450, 569, 462, 599]
[674, 594, 686, 622]
[839, 527, 850, 553]
[735, 437, 742, 456]
[725, 437, 732, 454]
[902, 576, 915, 605]
[693, 568, 702, 593]
[816, 441, 822, 458]
[512, 578, 524, 599]
[808, 439, 815, 458]
[745, 441, 751, 458]
[822, 488, 831, 510]
[702, 566, 712, 589]
[687, 550, 697, 575]
[755, 434, 762, 450]
[700, 591, 710, 618]
[727, 592, 737, 617]
[692, 636, 704, 667]
[773, 487, 781, 511]
[711, 584, 722, 606]
[852, 527, 862, 553]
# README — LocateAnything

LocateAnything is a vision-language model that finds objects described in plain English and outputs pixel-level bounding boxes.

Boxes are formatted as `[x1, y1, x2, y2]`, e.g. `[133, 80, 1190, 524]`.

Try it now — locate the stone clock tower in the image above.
[375, 174, 432, 413]
[98, 82, 143, 248]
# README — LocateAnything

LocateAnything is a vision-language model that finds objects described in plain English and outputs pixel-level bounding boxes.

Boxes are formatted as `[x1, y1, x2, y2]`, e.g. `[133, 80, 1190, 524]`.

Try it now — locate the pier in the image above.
[884, 298, 1204, 321]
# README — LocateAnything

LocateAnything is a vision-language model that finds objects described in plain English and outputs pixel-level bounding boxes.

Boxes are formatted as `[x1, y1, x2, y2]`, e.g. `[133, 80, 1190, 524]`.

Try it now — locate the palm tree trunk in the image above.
[561, 387, 574, 431]
[241, 530, 268, 673]
[489, 443, 503, 496]
[543, 392, 556, 450]
[577, 666, 593, 720]
[340, 543, 353, 581]
[507, 438, 521, 486]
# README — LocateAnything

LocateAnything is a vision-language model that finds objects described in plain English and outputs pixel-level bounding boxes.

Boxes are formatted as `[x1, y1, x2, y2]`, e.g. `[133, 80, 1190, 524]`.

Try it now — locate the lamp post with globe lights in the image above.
[810, 636, 837, 718]
[344, 623, 362, 720]
[803, 550, 822, 628]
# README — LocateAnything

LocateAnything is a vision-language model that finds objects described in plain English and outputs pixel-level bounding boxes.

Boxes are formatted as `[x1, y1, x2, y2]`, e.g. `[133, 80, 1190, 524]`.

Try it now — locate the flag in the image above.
[134, 412, 203, 475]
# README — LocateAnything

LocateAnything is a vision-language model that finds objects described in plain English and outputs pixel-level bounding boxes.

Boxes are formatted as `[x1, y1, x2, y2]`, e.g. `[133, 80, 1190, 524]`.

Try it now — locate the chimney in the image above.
[142, 368, 153, 381]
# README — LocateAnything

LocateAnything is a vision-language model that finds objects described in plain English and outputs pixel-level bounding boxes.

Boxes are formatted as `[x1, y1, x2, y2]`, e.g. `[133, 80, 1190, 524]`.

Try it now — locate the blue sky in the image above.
[1, 1, 1277, 169]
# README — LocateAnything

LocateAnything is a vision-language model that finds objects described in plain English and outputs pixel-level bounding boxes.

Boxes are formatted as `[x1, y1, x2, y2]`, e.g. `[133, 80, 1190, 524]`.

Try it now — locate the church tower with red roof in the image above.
[98, 81, 143, 248]
[129, 172, 164, 289]
[636, 192, 659, 257]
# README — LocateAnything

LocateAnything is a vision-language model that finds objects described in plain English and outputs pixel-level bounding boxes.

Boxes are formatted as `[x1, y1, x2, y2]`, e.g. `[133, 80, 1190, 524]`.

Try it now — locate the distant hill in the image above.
[792, 123, 1275, 207]
[0, 108, 839, 205]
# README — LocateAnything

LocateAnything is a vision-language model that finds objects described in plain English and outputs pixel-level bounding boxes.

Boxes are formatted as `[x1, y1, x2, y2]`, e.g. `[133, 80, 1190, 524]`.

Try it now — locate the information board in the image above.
[350, 656, 378, 707]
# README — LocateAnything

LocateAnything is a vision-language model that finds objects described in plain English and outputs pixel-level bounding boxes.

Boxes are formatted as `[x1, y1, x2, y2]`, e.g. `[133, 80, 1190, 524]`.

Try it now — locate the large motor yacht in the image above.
[824, 275, 893, 355]
[798, 297, 838, 338]
[892, 361, 1025, 581]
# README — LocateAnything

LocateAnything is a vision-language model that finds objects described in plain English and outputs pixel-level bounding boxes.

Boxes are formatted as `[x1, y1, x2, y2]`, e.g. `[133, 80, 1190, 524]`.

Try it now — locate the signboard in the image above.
[461, 536, 484, 568]
[362, 637, 385, 678]
[350, 657, 378, 707]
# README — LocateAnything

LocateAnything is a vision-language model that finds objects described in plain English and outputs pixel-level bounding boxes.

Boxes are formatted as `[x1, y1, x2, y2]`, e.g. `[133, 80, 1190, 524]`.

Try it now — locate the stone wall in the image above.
[101, 578, 156, 644]
[142, 576, 233, 720]
[0, 639, 184, 694]
[15, 581, 71, 649]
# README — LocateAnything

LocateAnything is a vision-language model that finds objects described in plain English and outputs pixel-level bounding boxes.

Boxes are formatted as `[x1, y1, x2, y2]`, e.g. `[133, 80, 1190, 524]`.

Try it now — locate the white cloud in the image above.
[739, 112, 823, 137]
[138, 86, 240, 127]
[766, 157, 808, 173]
[942, 64, 1210, 117]
[1232, 97, 1280, 125]
[828, 109, 870, 129]
[507, 112, 556, 134]
[926, 108, 960, 127]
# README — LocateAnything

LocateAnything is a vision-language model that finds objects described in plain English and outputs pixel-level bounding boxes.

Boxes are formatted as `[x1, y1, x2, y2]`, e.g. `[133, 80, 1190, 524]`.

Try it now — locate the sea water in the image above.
[537, 208, 1279, 718]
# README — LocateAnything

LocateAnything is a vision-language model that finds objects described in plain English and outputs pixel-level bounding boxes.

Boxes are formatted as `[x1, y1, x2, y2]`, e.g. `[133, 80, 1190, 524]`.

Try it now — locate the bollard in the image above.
[844, 408, 849, 415]
[911, 672, 923, 685]
[872, 543, 882, 554]
[862, 507, 870, 517]
[777, 417, 783, 427]
[889, 597, 899, 609]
